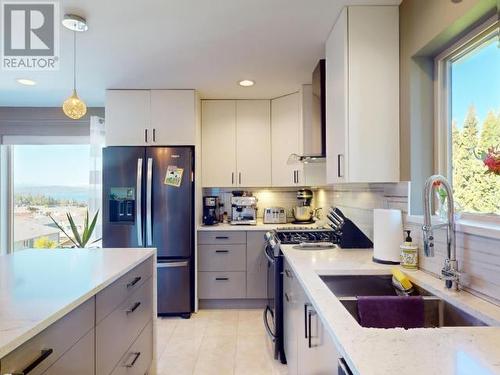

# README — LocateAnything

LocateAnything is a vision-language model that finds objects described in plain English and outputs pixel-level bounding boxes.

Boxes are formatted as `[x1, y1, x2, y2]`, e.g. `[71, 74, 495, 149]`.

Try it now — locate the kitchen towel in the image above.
[357, 296, 425, 329]
[373, 208, 403, 264]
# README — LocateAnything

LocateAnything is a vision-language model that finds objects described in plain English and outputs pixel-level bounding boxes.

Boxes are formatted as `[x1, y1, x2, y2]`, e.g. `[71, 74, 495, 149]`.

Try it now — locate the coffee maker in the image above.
[230, 195, 257, 225]
[203, 196, 220, 225]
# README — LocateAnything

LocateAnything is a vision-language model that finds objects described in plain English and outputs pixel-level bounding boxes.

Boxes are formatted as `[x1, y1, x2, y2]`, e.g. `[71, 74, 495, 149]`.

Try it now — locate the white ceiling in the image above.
[0, 0, 400, 107]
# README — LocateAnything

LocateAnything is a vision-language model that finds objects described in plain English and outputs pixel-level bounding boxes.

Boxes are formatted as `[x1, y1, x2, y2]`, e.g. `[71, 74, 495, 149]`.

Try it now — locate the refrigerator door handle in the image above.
[146, 157, 153, 246]
[157, 261, 189, 268]
[136, 158, 143, 247]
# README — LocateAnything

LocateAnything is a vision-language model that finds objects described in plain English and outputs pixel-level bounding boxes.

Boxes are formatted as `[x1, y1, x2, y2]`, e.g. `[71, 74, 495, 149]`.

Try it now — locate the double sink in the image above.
[320, 275, 489, 328]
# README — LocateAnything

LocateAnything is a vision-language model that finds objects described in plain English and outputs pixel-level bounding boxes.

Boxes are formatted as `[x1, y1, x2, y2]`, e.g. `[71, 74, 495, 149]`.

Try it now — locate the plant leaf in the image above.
[67, 212, 83, 247]
[49, 214, 79, 248]
[85, 210, 99, 247]
[82, 210, 89, 245]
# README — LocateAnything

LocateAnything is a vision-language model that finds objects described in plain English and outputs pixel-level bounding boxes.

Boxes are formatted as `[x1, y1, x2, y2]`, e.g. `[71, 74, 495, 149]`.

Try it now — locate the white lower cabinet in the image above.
[283, 259, 339, 375]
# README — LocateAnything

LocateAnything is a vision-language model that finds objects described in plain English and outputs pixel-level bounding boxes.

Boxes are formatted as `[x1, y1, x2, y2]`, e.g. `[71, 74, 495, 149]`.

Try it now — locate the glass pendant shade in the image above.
[63, 89, 87, 119]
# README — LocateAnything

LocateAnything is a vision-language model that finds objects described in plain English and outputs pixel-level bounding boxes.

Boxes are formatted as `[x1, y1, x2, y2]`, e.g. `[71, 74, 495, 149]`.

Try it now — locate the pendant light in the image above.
[62, 14, 88, 120]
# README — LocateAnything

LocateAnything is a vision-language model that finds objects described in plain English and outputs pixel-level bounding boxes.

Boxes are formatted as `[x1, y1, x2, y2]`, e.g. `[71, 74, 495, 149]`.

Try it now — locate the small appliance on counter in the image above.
[263, 207, 287, 224]
[326, 207, 373, 248]
[292, 189, 316, 224]
[202, 196, 220, 225]
[231, 195, 257, 225]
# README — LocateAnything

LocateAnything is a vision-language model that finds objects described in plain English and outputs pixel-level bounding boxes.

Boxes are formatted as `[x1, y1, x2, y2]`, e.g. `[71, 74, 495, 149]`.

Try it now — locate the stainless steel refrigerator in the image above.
[103, 146, 194, 318]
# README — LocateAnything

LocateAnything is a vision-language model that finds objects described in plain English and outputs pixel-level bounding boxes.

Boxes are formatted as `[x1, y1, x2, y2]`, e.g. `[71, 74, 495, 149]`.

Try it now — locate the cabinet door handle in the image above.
[126, 302, 141, 314]
[145, 129, 148, 143]
[232, 172, 235, 185]
[293, 170, 296, 184]
[215, 250, 229, 253]
[215, 277, 229, 281]
[308, 310, 313, 348]
[304, 303, 309, 339]
[123, 352, 141, 368]
[153, 128, 156, 142]
[14, 348, 53, 374]
[126, 276, 142, 289]
[337, 154, 344, 178]
[239, 172, 242, 185]
[284, 292, 290, 302]
[284, 269, 293, 278]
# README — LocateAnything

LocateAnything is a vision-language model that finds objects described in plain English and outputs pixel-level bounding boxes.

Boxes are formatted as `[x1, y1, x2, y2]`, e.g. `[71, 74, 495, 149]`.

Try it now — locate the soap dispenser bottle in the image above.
[400, 230, 418, 270]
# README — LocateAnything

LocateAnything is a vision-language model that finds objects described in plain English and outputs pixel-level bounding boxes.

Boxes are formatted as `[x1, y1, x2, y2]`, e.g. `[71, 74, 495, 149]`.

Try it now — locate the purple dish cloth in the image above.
[357, 296, 425, 329]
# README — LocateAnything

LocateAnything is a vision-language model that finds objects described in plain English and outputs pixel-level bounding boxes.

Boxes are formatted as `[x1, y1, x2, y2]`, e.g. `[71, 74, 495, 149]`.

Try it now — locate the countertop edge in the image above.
[0, 248, 156, 358]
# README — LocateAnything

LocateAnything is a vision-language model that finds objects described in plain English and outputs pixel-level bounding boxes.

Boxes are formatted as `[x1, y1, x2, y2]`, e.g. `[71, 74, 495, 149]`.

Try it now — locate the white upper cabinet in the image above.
[236, 100, 271, 187]
[271, 93, 304, 187]
[326, 6, 400, 183]
[201, 100, 237, 187]
[105, 90, 151, 146]
[150, 90, 196, 145]
[105, 89, 197, 146]
[201, 100, 272, 187]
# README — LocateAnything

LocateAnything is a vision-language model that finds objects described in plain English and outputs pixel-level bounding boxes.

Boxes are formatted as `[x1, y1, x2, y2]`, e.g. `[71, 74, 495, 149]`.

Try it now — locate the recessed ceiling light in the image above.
[16, 78, 36, 86]
[238, 79, 255, 87]
[62, 14, 88, 32]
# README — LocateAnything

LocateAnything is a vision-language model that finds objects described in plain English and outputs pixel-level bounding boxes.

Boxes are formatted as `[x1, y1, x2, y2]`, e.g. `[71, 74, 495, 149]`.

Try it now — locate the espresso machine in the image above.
[203, 196, 220, 225]
[231, 195, 257, 225]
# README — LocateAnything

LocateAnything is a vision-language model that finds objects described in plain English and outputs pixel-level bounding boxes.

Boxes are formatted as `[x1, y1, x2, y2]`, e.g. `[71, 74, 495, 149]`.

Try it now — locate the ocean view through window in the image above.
[13, 145, 91, 251]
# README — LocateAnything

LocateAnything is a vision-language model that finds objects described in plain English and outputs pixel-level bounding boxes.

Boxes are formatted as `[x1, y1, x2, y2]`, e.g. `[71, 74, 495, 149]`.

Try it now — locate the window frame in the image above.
[434, 16, 499, 221]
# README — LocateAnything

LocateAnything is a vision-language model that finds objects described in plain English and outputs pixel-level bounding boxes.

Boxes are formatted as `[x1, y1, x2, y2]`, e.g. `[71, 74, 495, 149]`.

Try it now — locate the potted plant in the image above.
[50, 210, 101, 248]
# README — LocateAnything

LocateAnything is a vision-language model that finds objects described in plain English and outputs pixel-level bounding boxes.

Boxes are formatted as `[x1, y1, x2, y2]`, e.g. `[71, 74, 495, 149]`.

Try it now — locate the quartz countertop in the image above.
[197, 221, 320, 232]
[0, 248, 156, 358]
[281, 245, 500, 375]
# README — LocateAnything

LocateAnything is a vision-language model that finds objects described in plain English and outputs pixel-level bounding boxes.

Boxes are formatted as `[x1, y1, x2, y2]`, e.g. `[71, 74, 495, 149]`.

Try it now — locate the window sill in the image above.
[406, 215, 500, 240]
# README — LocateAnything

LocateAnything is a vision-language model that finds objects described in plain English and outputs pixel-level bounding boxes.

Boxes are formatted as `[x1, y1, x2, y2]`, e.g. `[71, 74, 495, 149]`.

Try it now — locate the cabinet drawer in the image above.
[198, 271, 246, 299]
[96, 257, 153, 324]
[42, 329, 94, 375]
[198, 244, 246, 271]
[198, 231, 246, 245]
[109, 320, 153, 375]
[96, 277, 153, 375]
[0, 298, 94, 375]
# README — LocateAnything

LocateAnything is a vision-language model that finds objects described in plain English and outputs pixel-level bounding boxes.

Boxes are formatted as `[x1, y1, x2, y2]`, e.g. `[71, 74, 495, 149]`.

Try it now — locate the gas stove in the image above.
[274, 227, 337, 245]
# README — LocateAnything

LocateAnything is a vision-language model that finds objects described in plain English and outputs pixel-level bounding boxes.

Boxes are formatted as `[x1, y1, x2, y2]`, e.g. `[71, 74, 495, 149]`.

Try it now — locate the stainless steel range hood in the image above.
[294, 59, 326, 164]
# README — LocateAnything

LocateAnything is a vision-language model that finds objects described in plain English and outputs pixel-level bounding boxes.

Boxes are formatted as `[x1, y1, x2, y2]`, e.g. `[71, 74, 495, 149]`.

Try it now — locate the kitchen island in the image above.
[0, 248, 156, 375]
[281, 245, 500, 375]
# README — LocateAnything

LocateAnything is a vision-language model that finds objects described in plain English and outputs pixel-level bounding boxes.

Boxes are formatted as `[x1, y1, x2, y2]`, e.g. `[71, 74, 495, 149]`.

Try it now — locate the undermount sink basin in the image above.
[320, 275, 489, 328]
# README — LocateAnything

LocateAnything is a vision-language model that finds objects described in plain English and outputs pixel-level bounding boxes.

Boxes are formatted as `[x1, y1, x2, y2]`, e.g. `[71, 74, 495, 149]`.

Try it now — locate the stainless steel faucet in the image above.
[422, 175, 460, 290]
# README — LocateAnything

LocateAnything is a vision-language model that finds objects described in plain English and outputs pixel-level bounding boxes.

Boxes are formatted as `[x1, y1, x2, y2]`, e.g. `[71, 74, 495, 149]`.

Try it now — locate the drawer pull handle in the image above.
[215, 277, 229, 281]
[126, 276, 142, 288]
[123, 352, 141, 368]
[215, 250, 229, 253]
[126, 302, 141, 314]
[284, 292, 290, 302]
[14, 348, 53, 375]
[215, 236, 229, 240]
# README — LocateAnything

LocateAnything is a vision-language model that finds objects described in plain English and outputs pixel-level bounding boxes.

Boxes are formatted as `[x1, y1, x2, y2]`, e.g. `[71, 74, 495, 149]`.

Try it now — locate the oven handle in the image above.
[263, 305, 276, 341]
[264, 243, 276, 264]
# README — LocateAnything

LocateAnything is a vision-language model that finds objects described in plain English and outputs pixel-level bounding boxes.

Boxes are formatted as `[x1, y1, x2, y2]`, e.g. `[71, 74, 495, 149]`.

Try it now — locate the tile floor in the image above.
[155, 309, 288, 375]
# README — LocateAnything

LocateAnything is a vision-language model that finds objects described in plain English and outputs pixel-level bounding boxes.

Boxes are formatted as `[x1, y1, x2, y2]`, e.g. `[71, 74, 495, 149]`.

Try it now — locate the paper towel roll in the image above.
[373, 209, 403, 264]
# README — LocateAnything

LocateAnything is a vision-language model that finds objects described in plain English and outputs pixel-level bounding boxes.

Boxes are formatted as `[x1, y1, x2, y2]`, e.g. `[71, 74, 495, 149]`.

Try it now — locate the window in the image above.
[12, 145, 91, 251]
[436, 18, 500, 217]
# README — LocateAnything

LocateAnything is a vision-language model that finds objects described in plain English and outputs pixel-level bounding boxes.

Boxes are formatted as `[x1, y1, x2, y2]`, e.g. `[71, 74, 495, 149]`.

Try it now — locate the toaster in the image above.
[263, 207, 287, 224]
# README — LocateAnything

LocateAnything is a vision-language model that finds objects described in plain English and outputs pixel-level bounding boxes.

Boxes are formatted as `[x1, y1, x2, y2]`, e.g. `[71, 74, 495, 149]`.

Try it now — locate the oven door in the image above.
[263, 241, 276, 341]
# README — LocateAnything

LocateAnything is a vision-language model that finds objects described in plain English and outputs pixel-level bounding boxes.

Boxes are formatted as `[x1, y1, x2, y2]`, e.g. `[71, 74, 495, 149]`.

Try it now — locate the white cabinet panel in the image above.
[271, 93, 303, 187]
[105, 90, 150, 146]
[236, 100, 271, 187]
[150, 90, 196, 145]
[326, 8, 348, 183]
[201, 100, 237, 187]
[347, 6, 399, 182]
[326, 6, 399, 184]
